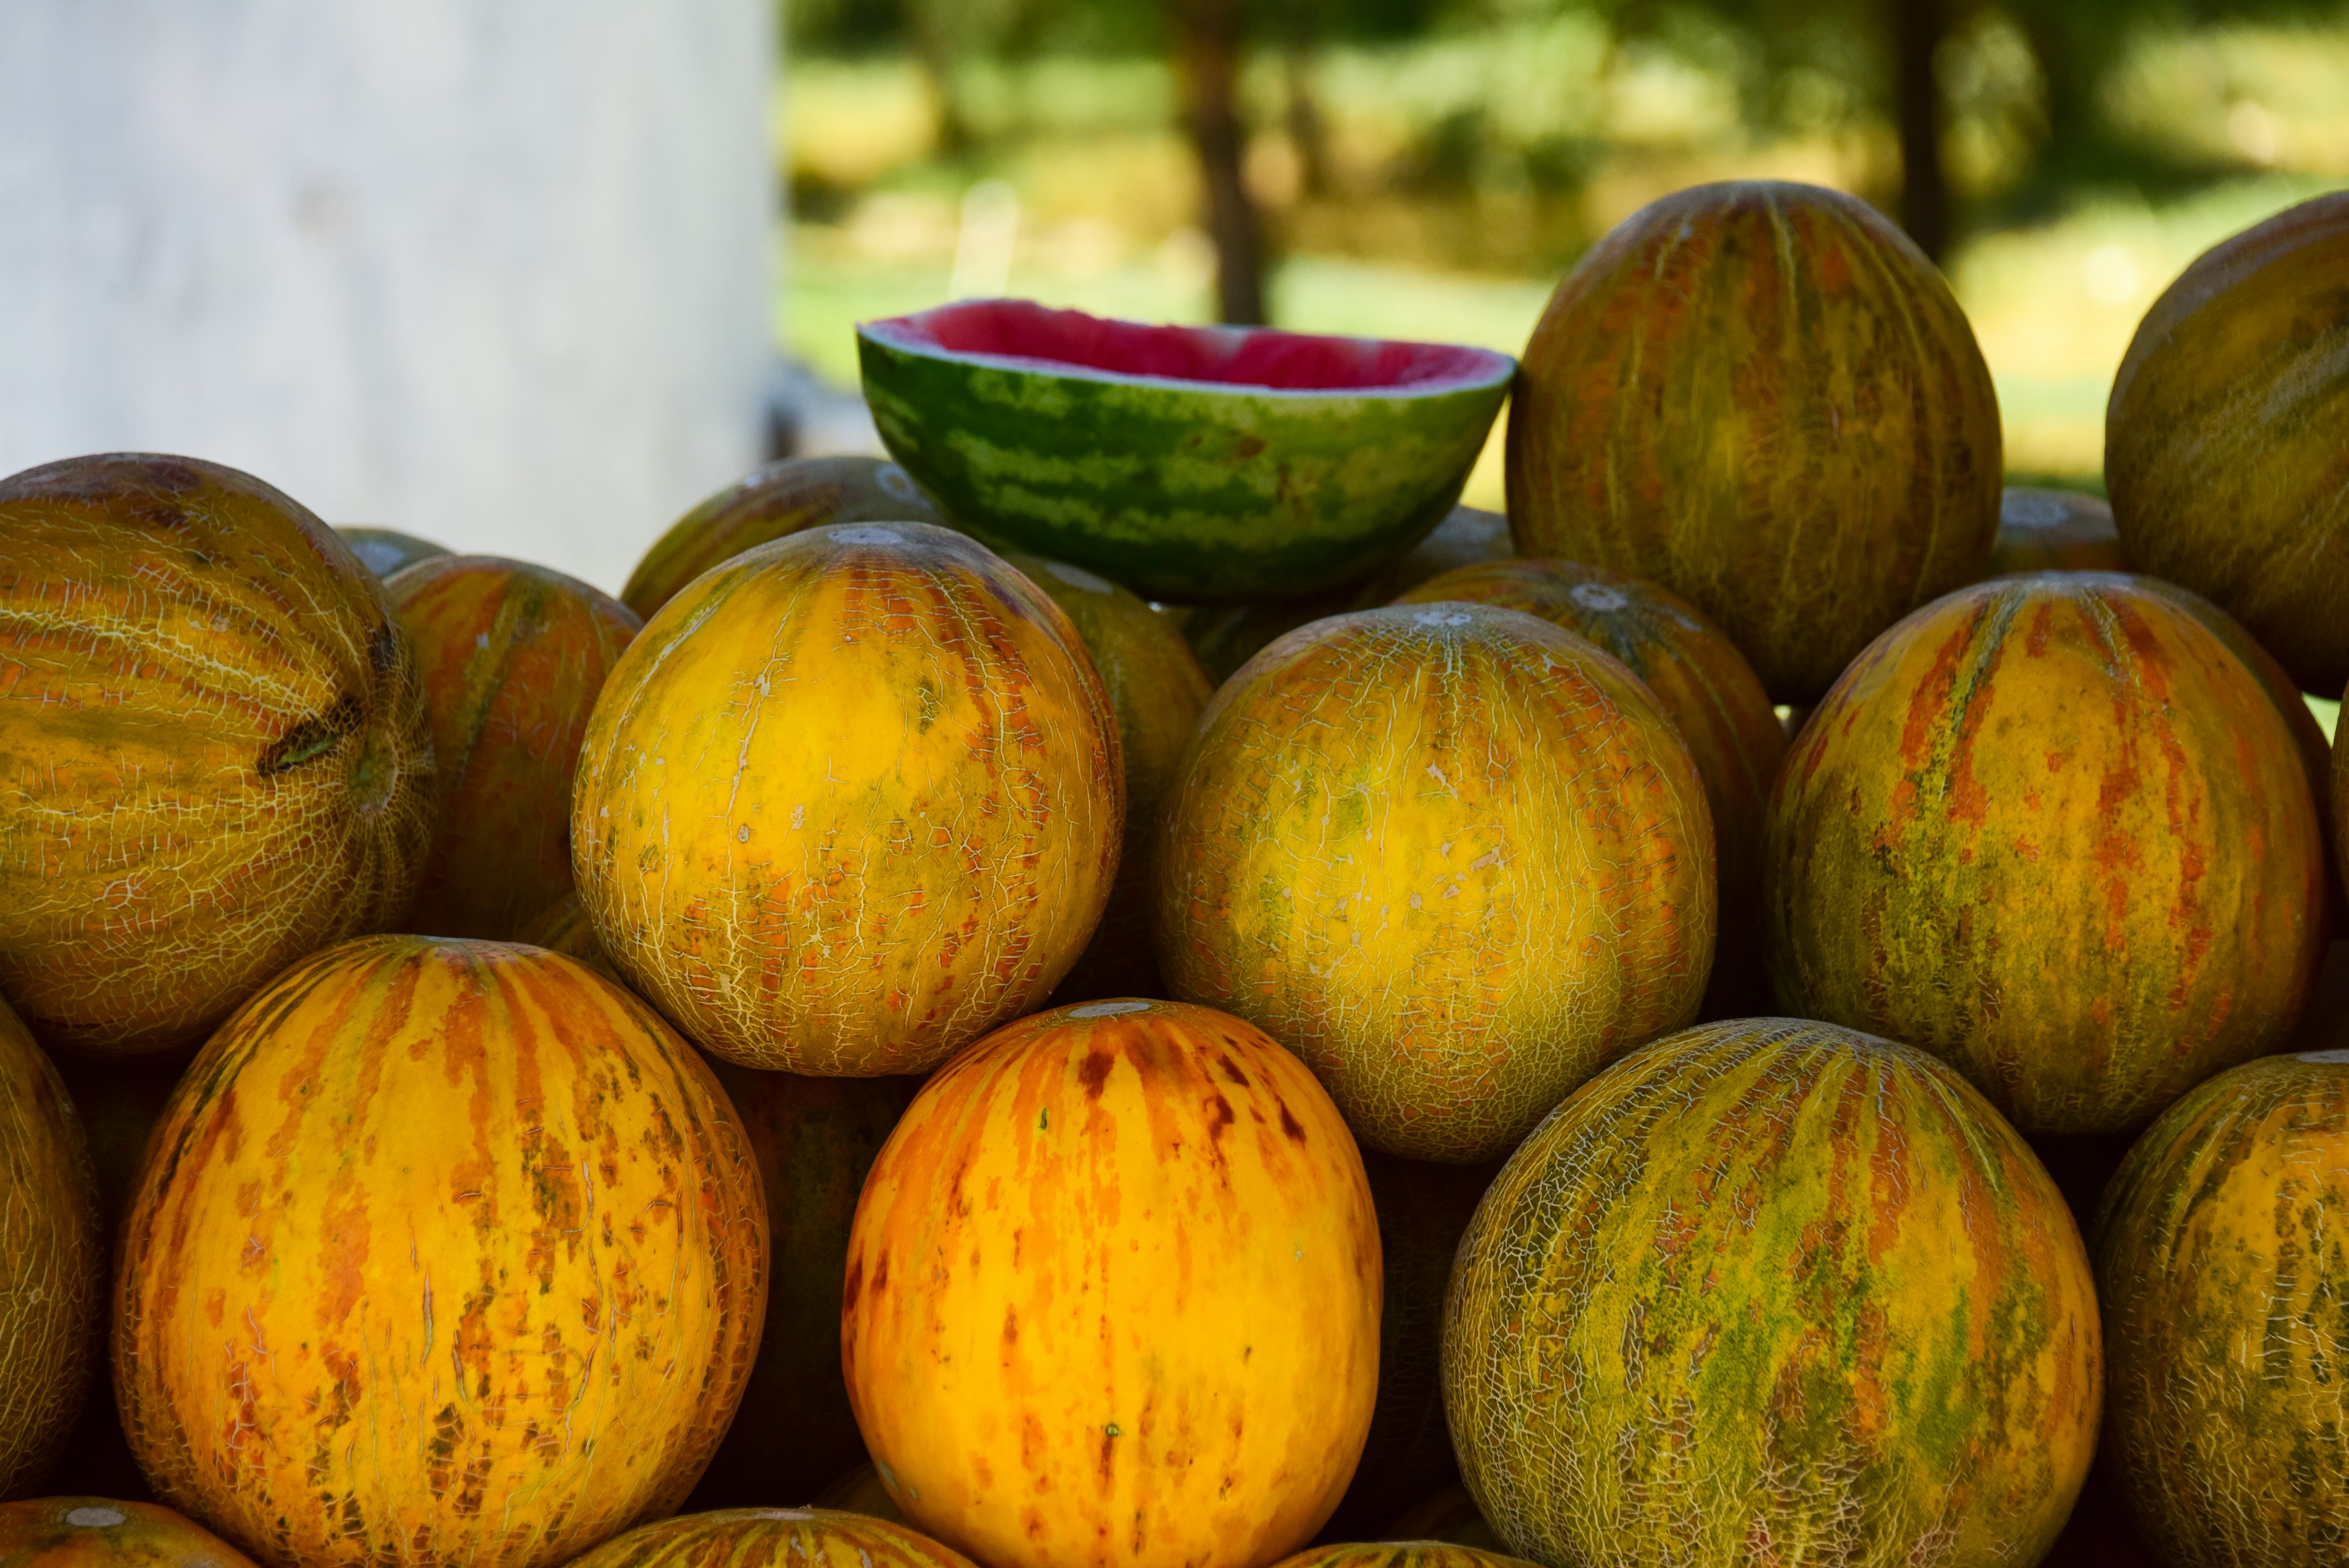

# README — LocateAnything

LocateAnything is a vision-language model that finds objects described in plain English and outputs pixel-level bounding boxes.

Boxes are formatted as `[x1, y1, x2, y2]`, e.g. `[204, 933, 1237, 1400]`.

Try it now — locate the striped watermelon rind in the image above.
[858, 300, 1513, 604]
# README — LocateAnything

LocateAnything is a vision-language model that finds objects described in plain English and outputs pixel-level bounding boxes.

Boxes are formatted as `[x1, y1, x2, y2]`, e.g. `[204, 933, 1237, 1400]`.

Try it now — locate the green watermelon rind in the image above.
[858, 321, 1513, 604]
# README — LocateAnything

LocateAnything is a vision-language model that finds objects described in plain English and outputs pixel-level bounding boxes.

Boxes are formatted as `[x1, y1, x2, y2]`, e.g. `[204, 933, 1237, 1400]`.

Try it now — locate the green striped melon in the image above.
[1506, 180, 2000, 701]
[2107, 190, 2349, 694]
[859, 300, 1512, 604]
[1767, 573, 2326, 1135]
[1441, 1017, 2100, 1568]
[2095, 1048, 2349, 1566]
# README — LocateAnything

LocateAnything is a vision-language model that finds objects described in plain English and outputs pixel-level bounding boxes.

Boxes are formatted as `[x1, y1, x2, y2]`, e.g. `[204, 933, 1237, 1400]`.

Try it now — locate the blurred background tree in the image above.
[776, 0, 2349, 491]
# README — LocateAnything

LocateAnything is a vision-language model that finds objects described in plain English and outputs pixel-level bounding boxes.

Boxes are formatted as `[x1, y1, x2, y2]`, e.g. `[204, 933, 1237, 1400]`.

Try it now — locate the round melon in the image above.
[859, 300, 1513, 604]
[842, 998, 1381, 1568]
[564, 1508, 976, 1568]
[385, 555, 640, 938]
[621, 456, 948, 623]
[114, 936, 766, 1568]
[1320, 1153, 1499, 1541]
[1001, 552, 1214, 1002]
[2095, 1047, 2349, 1566]
[0, 454, 434, 1055]
[1987, 488, 2126, 576]
[1153, 604, 1715, 1162]
[1768, 573, 2327, 1135]
[1393, 557, 1786, 1017]
[2107, 190, 2349, 694]
[0, 994, 100, 1500]
[1505, 180, 2001, 702]
[573, 521, 1121, 1074]
[689, 1065, 918, 1509]
[0, 1498, 258, 1567]
[1442, 1018, 2100, 1568]
[1167, 505, 1513, 686]
[1269, 1545, 1537, 1568]
[334, 526, 450, 579]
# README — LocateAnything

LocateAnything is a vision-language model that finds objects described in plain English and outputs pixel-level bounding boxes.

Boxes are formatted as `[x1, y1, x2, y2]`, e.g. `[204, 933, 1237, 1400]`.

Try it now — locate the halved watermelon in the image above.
[858, 300, 1512, 603]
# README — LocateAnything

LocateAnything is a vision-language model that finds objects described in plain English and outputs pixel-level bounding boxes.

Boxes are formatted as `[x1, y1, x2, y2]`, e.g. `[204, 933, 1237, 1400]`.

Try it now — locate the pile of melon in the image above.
[1, 180, 2345, 1568]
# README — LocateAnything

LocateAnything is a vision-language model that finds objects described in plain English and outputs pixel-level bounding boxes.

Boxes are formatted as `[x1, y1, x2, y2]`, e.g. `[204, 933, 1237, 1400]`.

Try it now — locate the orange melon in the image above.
[114, 937, 766, 1567]
[842, 998, 1380, 1568]
[573, 522, 1121, 1075]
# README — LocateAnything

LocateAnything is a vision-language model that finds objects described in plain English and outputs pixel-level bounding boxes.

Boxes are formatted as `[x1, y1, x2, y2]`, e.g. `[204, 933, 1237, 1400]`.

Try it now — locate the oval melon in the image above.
[1442, 1017, 2100, 1568]
[573, 521, 1122, 1074]
[842, 997, 1381, 1568]
[1154, 603, 1715, 1162]
[1506, 180, 2001, 701]
[114, 937, 766, 1568]
[2107, 190, 2349, 694]
[1768, 572, 2326, 1134]
[386, 555, 640, 938]
[0, 454, 434, 1055]
[2095, 1048, 2349, 1566]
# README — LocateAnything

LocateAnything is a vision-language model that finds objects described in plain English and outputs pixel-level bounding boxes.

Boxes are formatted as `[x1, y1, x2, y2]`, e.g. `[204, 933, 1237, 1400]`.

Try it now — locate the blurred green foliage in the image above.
[778, 0, 2349, 488]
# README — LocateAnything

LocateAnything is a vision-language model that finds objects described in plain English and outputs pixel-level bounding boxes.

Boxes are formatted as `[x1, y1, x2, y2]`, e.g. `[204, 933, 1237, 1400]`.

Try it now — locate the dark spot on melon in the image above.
[1079, 1049, 1115, 1100]
[368, 620, 399, 674]
[1208, 1094, 1235, 1139]
[1278, 1102, 1307, 1143]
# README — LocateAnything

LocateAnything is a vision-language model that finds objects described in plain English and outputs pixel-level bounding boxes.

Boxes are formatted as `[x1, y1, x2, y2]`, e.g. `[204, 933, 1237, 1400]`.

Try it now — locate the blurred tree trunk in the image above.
[1172, 0, 1267, 324]
[2013, 14, 2099, 180]
[909, 0, 972, 157]
[1889, 0, 1950, 262]
[1283, 0, 1329, 197]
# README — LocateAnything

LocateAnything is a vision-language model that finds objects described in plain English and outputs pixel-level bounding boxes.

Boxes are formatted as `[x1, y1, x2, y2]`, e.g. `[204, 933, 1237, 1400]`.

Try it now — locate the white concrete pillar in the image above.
[0, 1, 775, 592]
